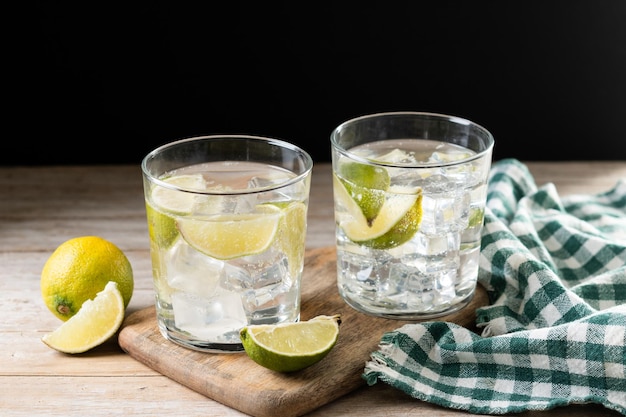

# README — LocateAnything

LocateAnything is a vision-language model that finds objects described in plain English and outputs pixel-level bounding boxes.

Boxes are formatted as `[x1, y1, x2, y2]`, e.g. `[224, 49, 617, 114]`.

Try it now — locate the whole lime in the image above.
[41, 236, 134, 321]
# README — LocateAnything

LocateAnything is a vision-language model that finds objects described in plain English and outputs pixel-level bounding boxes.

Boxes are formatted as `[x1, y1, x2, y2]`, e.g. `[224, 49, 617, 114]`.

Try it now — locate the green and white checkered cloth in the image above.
[363, 158, 626, 415]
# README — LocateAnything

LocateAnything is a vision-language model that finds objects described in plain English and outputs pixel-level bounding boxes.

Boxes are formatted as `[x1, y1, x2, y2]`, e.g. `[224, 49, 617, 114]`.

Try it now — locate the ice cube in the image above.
[230, 193, 256, 214]
[166, 240, 224, 298]
[377, 148, 415, 163]
[434, 270, 457, 303]
[220, 263, 252, 291]
[429, 150, 472, 164]
[228, 249, 286, 289]
[248, 167, 292, 191]
[171, 290, 247, 340]
[414, 232, 460, 257]
[241, 280, 293, 310]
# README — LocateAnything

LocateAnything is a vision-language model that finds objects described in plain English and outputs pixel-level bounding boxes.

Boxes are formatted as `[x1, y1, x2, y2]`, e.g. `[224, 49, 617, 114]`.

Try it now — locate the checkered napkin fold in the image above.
[363, 158, 626, 415]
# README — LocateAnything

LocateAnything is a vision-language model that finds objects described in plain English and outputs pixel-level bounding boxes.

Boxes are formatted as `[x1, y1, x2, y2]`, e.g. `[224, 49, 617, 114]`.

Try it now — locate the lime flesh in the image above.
[41, 281, 125, 354]
[337, 162, 390, 223]
[334, 175, 422, 250]
[178, 205, 282, 260]
[240, 314, 341, 372]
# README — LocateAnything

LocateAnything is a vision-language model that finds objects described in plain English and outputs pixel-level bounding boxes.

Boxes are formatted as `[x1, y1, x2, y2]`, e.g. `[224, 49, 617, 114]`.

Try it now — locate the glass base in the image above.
[339, 291, 475, 321]
[157, 324, 245, 353]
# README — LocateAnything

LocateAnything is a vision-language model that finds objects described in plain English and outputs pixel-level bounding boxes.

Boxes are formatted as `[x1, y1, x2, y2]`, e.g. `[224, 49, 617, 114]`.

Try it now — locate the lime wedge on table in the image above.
[333, 164, 422, 250]
[41, 281, 125, 354]
[240, 314, 342, 372]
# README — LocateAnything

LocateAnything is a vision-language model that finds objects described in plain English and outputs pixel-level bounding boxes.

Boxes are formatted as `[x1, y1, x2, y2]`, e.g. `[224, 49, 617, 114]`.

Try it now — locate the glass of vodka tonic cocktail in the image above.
[142, 136, 312, 352]
[331, 112, 494, 319]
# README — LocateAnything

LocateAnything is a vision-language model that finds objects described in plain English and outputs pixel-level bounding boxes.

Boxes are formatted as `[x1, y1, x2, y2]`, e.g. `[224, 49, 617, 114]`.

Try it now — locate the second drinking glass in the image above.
[331, 112, 494, 319]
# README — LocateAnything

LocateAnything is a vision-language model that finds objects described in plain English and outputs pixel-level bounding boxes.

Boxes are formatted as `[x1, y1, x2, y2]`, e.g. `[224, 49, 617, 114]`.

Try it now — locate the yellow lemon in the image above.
[41, 236, 134, 321]
[240, 314, 341, 372]
[42, 281, 126, 354]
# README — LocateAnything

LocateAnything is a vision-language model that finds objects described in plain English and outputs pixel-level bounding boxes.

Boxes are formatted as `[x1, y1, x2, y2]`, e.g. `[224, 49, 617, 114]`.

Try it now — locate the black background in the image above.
[11, 1, 626, 166]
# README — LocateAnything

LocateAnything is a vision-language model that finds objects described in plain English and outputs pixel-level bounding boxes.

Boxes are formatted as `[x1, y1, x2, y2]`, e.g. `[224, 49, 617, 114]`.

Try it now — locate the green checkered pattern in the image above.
[363, 159, 626, 415]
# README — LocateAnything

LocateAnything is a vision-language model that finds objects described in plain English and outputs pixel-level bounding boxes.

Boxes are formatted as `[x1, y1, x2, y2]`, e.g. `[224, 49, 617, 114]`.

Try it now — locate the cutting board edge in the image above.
[118, 245, 487, 417]
[118, 305, 367, 417]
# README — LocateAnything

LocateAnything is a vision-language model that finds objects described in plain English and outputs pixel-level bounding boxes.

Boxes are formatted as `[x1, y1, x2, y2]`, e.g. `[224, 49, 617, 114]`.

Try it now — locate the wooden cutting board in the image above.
[118, 246, 488, 417]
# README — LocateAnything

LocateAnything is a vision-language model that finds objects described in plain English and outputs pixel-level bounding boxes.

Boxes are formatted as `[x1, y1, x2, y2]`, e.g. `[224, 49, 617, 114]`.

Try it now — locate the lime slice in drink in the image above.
[148, 174, 207, 248]
[261, 201, 308, 277]
[178, 205, 282, 260]
[337, 162, 390, 223]
[468, 207, 484, 228]
[334, 175, 422, 250]
[151, 173, 207, 214]
[240, 314, 341, 372]
[145, 203, 179, 248]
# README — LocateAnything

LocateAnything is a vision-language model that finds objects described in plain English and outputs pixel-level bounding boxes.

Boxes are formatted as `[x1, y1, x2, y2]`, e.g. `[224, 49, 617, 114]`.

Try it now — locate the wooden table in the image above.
[2, 161, 624, 416]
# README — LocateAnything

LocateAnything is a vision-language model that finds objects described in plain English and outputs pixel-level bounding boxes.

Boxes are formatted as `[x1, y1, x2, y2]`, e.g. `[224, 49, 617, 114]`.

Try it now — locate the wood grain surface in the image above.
[4, 162, 623, 417]
[118, 246, 488, 417]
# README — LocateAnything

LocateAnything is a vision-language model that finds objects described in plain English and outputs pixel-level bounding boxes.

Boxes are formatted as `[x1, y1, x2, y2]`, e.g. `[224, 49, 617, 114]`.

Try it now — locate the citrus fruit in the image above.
[150, 173, 206, 213]
[333, 174, 423, 250]
[178, 204, 282, 260]
[41, 281, 125, 354]
[264, 201, 308, 277]
[240, 314, 341, 372]
[468, 207, 484, 228]
[145, 203, 179, 248]
[337, 162, 390, 222]
[146, 174, 206, 250]
[41, 236, 134, 321]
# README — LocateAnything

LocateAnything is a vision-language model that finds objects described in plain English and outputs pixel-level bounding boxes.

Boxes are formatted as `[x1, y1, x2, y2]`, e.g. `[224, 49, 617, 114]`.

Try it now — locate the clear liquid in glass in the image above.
[333, 139, 490, 319]
[145, 161, 308, 352]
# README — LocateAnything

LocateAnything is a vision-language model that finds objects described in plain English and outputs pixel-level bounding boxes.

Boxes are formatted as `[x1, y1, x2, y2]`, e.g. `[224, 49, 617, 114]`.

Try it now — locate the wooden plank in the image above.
[0, 164, 335, 251]
[525, 161, 626, 195]
[2, 375, 615, 417]
[2, 162, 624, 417]
[0, 375, 249, 416]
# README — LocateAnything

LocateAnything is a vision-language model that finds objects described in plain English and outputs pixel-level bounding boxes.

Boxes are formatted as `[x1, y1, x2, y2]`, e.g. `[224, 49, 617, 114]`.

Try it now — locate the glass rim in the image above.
[141, 134, 313, 196]
[330, 111, 495, 168]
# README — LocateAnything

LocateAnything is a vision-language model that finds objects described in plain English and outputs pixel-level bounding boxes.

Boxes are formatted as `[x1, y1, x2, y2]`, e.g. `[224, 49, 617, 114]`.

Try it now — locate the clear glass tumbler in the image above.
[331, 112, 494, 319]
[142, 135, 313, 352]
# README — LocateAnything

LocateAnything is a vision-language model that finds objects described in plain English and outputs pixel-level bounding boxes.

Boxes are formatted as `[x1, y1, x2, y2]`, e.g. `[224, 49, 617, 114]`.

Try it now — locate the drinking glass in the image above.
[331, 112, 494, 319]
[142, 135, 313, 352]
